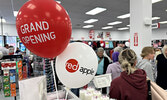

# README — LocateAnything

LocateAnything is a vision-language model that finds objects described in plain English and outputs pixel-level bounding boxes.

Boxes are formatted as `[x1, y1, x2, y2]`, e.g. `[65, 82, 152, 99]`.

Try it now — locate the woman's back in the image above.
[109, 49, 148, 100]
[109, 69, 148, 100]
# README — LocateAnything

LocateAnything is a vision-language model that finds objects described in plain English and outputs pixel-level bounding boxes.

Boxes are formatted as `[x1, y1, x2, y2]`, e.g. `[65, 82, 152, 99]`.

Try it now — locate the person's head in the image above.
[162, 45, 167, 58]
[4, 44, 9, 49]
[141, 46, 155, 60]
[119, 49, 137, 75]
[114, 46, 123, 53]
[97, 47, 104, 58]
[117, 41, 124, 47]
[112, 52, 119, 62]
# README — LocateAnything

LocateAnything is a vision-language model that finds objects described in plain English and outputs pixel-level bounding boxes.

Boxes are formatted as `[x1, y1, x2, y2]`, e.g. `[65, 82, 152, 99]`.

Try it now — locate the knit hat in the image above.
[112, 52, 119, 62]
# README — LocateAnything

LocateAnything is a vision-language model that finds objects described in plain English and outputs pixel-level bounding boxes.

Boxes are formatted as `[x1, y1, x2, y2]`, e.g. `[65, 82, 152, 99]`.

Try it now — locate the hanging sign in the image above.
[134, 33, 138, 46]
[89, 30, 95, 39]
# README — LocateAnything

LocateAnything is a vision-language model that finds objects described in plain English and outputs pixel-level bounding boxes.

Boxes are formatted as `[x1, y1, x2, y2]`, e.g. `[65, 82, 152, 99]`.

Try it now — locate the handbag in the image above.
[147, 80, 167, 100]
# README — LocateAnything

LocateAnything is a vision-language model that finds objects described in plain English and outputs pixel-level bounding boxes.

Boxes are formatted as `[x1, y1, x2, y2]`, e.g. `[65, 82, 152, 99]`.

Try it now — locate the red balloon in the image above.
[16, 0, 72, 58]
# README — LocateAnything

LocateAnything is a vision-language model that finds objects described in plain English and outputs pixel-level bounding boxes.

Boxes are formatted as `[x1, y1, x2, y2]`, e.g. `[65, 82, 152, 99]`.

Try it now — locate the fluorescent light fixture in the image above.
[83, 25, 94, 28]
[108, 21, 122, 25]
[159, 21, 167, 24]
[117, 13, 130, 19]
[102, 26, 113, 29]
[152, 0, 163, 4]
[127, 24, 130, 27]
[56, 1, 61, 4]
[84, 19, 98, 23]
[152, 17, 160, 20]
[118, 27, 129, 30]
[0, 18, 6, 23]
[13, 11, 18, 17]
[86, 7, 107, 15]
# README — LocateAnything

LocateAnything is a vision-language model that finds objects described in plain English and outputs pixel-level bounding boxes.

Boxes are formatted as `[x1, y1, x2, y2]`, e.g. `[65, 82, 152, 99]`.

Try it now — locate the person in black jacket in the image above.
[96, 47, 110, 75]
[96, 47, 110, 94]
[156, 45, 167, 89]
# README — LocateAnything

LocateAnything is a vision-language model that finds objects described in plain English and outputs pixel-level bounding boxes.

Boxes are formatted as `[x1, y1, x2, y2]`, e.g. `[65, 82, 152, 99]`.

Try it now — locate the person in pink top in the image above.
[106, 52, 121, 80]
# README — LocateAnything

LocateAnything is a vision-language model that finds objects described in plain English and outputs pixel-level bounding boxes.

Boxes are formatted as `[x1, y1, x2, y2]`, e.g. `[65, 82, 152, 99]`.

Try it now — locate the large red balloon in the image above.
[16, 0, 72, 58]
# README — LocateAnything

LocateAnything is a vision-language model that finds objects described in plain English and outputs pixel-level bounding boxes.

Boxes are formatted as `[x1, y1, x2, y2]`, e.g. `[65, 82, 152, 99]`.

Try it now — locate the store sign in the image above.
[134, 33, 138, 46]
[105, 32, 111, 38]
[65, 59, 79, 73]
[65, 59, 95, 75]
[1, 61, 16, 70]
[89, 30, 95, 39]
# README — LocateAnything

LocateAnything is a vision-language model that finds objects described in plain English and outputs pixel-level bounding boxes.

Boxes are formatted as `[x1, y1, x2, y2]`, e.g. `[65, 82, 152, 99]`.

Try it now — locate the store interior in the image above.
[0, 0, 167, 100]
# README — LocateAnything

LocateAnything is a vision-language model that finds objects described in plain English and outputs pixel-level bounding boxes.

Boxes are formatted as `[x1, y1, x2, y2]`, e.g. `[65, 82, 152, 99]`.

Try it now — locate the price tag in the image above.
[93, 73, 112, 88]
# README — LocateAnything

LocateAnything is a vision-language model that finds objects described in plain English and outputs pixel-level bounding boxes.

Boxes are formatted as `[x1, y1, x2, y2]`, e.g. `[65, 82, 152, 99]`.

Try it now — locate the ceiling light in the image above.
[13, 11, 18, 17]
[117, 13, 130, 19]
[0, 19, 6, 23]
[83, 25, 94, 28]
[159, 21, 167, 24]
[152, 17, 160, 20]
[86, 7, 107, 15]
[118, 27, 129, 30]
[102, 26, 113, 29]
[107, 21, 122, 25]
[84, 19, 98, 23]
[56, 1, 61, 4]
[152, 0, 163, 4]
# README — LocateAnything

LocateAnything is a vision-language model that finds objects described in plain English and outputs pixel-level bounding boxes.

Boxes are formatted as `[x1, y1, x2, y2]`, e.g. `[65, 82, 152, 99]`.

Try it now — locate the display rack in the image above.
[0, 55, 23, 100]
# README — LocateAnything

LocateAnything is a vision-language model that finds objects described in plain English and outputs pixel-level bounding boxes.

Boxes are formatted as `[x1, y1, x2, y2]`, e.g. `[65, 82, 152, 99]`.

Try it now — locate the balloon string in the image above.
[65, 87, 69, 100]
[51, 59, 59, 100]
[10, 0, 14, 12]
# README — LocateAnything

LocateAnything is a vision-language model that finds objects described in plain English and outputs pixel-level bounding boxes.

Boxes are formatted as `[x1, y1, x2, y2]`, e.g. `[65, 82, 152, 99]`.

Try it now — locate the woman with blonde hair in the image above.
[109, 49, 148, 100]
[156, 45, 167, 89]
[136, 46, 155, 81]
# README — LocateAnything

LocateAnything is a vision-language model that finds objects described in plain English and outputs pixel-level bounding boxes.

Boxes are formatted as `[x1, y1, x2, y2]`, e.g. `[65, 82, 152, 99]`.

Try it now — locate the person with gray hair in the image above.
[96, 47, 109, 94]
[114, 46, 123, 53]
[96, 47, 110, 75]
[156, 45, 167, 89]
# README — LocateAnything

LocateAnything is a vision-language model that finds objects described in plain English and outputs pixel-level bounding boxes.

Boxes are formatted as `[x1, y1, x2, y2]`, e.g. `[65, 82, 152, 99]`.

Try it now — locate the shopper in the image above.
[136, 46, 155, 81]
[0, 46, 9, 55]
[15, 47, 21, 54]
[96, 47, 110, 75]
[96, 47, 109, 94]
[156, 45, 167, 89]
[109, 49, 148, 100]
[114, 42, 123, 53]
[106, 52, 121, 80]
[4, 44, 9, 49]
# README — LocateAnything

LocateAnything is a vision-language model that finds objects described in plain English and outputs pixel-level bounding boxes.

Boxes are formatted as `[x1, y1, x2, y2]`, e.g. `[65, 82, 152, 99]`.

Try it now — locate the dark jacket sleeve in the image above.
[104, 57, 110, 74]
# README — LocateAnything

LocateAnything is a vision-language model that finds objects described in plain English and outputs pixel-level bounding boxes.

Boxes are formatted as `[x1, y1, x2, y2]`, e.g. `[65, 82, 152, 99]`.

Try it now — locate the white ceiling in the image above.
[0, 0, 167, 31]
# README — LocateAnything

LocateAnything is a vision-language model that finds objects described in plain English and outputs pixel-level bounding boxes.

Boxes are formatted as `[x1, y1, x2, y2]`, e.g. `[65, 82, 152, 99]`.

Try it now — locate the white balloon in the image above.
[56, 42, 98, 88]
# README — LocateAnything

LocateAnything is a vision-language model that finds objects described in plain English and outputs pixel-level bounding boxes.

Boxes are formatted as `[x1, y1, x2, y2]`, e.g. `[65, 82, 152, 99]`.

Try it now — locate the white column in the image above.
[130, 0, 152, 58]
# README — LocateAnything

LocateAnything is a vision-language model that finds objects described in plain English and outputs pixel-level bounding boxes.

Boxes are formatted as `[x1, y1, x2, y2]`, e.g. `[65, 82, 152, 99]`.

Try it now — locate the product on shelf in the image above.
[3, 76, 9, 83]
[79, 88, 109, 100]
[4, 90, 10, 97]
[4, 84, 10, 90]
[3, 70, 9, 76]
